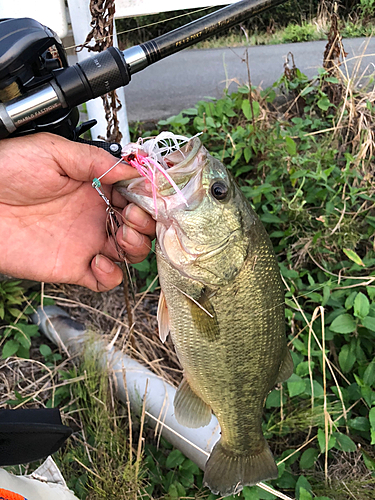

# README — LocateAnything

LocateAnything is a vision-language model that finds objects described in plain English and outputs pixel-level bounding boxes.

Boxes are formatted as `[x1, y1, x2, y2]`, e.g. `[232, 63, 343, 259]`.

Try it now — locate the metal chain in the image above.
[78, 0, 123, 143]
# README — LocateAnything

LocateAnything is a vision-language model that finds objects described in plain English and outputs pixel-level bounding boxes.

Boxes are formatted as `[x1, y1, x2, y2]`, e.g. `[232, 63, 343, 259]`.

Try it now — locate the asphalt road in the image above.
[125, 37, 375, 122]
[68, 38, 375, 122]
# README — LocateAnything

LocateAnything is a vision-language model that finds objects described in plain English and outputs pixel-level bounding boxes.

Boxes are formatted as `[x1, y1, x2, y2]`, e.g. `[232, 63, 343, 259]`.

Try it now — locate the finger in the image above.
[111, 189, 128, 209]
[123, 203, 156, 237]
[45, 133, 140, 184]
[117, 225, 153, 263]
[82, 254, 124, 292]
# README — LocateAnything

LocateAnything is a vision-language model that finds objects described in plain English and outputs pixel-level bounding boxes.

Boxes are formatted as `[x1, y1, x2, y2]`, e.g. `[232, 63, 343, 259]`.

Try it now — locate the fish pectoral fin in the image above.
[174, 378, 212, 428]
[275, 348, 294, 384]
[157, 290, 170, 343]
[188, 288, 220, 342]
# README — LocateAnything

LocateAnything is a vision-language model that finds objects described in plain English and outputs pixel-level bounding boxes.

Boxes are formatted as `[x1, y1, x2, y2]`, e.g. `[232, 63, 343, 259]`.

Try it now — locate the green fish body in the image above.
[116, 136, 293, 496]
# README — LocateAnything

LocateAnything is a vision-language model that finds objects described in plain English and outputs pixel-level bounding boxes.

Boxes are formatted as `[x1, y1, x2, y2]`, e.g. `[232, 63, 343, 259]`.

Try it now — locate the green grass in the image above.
[2, 28, 375, 500]
[190, 20, 374, 49]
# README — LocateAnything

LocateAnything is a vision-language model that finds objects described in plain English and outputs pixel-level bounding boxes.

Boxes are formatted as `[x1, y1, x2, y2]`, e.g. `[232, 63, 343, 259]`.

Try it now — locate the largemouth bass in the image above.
[116, 136, 293, 496]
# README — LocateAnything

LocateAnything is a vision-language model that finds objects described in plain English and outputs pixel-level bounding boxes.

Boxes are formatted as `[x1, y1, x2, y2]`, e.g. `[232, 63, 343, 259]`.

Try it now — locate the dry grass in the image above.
[43, 282, 182, 389]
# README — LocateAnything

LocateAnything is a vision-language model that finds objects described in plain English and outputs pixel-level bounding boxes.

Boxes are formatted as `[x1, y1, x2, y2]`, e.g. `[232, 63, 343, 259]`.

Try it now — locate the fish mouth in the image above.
[115, 136, 206, 220]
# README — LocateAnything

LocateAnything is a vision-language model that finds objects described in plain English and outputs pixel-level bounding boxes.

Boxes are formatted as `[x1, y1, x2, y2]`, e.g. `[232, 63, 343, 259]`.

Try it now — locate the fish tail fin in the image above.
[203, 439, 278, 496]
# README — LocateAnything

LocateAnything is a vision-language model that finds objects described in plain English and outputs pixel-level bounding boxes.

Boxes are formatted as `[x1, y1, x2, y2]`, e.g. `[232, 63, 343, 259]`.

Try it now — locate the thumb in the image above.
[47, 133, 139, 184]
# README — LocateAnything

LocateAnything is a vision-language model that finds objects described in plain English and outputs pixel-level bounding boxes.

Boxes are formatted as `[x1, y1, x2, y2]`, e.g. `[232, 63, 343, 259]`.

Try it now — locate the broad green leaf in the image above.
[362, 315, 375, 332]
[168, 483, 178, 499]
[287, 374, 307, 398]
[363, 360, 375, 386]
[370, 407, 375, 430]
[345, 291, 357, 310]
[353, 292, 370, 318]
[165, 449, 185, 469]
[277, 461, 285, 478]
[362, 450, 375, 471]
[370, 409, 375, 444]
[339, 344, 356, 373]
[15, 332, 31, 350]
[343, 248, 365, 267]
[317, 96, 331, 111]
[299, 448, 319, 469]
[2, 339, 19, 358]
[132, 260, 150, 273]
[304, 380, 324, 399]
[296, 361, 314, 378]
[174, 481, 186, 497]
[266, 389, 285, 408]
[241, 99, 260, 120]
[317, 428, 336, 453]
[333, 432, 357, 452]
[330, 314, 356, 334]
[7, 307, 22, 318]
[349, 417, 370, 432]
[361, 386, 375, 407]
[40, 344, 52, 358]
[181, 458, 200, 475]
[300, 86, 315, 96]
[206, 116, 216, 128]
[183, 107, 198, 115]
[295, 476, 312, 499]
[260, 213, 283, 224]
[285, 136, 297, 156]
[244, 147, 252, 163]
[299, 488, 312, 500]
[179, 470, 194, 488]
[242, 486, 260, 500]
[257, 486, 277, 499]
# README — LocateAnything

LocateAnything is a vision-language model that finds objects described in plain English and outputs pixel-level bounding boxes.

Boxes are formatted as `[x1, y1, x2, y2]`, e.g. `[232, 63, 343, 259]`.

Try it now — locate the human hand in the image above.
[0, 133, 155, 291]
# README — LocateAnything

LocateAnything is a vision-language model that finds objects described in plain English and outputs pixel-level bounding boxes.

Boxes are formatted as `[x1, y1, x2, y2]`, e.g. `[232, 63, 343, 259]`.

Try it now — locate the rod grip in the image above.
[54, 47, 130, 108]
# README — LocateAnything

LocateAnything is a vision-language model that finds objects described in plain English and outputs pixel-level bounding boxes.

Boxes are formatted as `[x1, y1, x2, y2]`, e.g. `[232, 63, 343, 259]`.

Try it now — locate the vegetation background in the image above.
[116, 0, 375, 47]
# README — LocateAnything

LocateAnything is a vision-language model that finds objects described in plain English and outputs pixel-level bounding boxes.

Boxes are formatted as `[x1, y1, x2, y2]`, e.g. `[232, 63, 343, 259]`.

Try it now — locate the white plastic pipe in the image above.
[32, 306, 219, 469]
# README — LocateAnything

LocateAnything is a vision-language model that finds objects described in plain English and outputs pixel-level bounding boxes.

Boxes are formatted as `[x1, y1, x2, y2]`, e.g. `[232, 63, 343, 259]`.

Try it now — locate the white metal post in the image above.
[66, 0, 130, 145]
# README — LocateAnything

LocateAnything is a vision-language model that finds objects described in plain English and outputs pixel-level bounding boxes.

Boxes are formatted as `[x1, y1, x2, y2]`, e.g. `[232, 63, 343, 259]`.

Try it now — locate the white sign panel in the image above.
[115, 0, 235, 18]
[0, 0, 68, 38]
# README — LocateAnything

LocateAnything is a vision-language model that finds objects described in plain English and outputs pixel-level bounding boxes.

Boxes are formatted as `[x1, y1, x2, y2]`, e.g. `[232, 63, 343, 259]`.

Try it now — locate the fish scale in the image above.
[115, 135, 293, 497]
[157, 224, 285, 453]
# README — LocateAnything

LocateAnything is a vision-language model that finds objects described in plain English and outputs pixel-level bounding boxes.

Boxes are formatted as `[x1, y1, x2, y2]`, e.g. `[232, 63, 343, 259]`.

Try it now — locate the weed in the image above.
[54, 346, 141, 499]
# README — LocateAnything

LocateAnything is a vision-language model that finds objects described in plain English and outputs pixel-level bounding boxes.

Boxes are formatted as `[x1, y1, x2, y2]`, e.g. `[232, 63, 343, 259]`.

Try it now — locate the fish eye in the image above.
[211, 181, 229, 201]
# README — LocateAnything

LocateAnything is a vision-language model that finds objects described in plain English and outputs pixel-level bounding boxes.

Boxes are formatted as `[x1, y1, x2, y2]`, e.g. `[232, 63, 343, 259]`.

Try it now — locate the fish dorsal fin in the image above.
[157, 290, 170, 343]
[174, 377, 212, 428]
[275, 348, 294, 384]
[188, 288, 220, 342]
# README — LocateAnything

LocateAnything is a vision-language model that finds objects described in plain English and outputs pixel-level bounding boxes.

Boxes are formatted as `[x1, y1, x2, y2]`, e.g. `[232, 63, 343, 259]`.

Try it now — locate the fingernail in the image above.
[123, 225, 143, 247]
[95, 254, 114, 274]
[125, 204, 149, 228]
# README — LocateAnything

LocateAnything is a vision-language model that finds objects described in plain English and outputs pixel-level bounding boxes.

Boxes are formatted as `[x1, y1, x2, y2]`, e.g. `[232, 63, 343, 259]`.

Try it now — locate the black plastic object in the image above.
[0, 17, 79, 138]
[0, 17, 68, 92]
[139, 0, 287, 65]
[0, 408, 72, 466]
[53, 46, 130, 108]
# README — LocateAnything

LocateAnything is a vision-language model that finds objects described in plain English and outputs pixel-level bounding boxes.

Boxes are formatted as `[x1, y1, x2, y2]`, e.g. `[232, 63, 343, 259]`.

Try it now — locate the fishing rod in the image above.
[0, 0, 287, 145]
